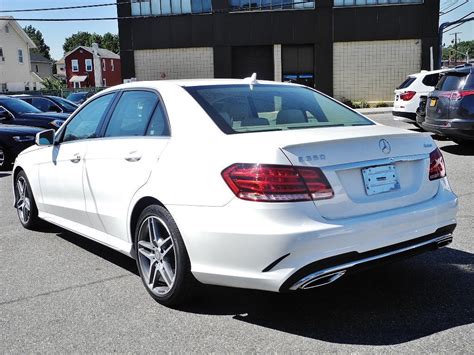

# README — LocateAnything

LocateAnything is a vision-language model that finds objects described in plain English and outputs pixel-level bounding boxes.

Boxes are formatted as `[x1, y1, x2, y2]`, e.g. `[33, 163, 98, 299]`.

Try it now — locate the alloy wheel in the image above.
[16, 176, 31, 224]
[137, 216, 177, 296]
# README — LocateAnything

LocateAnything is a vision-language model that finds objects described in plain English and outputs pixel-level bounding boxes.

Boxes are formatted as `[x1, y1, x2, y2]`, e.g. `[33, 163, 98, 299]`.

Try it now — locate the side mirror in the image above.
[35, 129, 55, 146]
[0, 107, 12, 121]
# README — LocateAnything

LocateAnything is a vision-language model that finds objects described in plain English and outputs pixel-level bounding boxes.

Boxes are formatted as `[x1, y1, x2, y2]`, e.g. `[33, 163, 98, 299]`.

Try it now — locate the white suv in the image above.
[393, 69, 447, 124]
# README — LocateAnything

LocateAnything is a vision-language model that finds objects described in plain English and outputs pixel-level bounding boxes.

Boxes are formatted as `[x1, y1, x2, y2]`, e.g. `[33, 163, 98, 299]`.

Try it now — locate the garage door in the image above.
[232, 46, 274, 80]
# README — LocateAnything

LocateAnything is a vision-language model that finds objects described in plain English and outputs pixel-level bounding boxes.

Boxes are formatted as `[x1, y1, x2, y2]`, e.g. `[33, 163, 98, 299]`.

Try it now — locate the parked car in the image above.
[0, 96, 68, 130]
[422, 65, 474, 144]
[393, 69, 447, 125]
[14, 94, 79, 114]
[66, 91, 94, 105]
[0, 124, 42, 171]
[12, 79, 458, 306]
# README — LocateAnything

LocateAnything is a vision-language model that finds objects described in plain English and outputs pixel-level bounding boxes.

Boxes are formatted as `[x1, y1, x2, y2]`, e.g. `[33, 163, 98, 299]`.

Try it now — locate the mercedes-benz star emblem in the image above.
[379, 139, 391, 154]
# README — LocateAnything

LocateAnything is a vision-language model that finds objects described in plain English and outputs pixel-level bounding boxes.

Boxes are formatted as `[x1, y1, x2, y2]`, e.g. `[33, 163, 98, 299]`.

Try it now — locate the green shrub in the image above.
[375, 102, 390, 108]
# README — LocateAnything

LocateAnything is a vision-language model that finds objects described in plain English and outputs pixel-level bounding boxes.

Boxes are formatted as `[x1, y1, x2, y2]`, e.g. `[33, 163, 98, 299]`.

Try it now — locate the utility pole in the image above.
[438, 17, 473, 69]
[450, 32, 462, 64]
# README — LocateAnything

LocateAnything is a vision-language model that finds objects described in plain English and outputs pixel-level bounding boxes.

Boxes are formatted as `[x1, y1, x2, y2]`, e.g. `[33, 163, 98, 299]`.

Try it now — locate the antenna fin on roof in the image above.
[244, 72, 258, 89]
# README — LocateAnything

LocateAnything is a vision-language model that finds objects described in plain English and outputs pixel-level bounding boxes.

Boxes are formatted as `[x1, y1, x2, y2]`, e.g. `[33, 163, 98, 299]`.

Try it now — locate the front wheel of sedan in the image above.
[15, 171, 42, 230]
[0, 146, 11, 171]
[135, 205, 196, 306]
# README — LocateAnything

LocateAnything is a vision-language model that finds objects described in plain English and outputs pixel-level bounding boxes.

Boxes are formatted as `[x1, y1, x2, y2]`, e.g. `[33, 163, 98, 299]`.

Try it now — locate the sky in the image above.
[0, 0, 473, 61]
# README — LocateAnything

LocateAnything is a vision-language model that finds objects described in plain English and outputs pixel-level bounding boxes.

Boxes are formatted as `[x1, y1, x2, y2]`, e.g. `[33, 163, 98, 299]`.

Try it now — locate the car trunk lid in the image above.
[279, 125, 438, 219]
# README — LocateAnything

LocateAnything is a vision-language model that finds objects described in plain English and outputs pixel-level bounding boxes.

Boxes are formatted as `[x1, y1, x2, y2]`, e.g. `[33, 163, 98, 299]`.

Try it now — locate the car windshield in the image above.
[53, 97, 78, 111]
[67, 92, 87, 101]
[1, 98, 42, 115]
[185, 84, 374, 134]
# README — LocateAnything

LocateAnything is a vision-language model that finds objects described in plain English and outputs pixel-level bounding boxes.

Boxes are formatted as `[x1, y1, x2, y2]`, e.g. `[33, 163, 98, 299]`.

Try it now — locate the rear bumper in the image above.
[168, 178, 458, 292]
[280, 224, 455, 291]
[422, 119, 474, 140]
[393, 111, 417, 122]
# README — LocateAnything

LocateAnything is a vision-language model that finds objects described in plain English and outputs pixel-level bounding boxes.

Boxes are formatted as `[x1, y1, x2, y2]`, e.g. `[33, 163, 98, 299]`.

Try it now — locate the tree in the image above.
[23, 25, 51, 60]
[101, 32, 120, 54]
[63, 31, 120, 54]
[442, 40, 474, 61]
[41, 77, 65, 91]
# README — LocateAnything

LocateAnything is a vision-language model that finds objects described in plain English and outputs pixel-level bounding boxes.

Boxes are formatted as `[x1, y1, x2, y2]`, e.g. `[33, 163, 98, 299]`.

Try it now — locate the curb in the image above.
[355, 108, 393, 115]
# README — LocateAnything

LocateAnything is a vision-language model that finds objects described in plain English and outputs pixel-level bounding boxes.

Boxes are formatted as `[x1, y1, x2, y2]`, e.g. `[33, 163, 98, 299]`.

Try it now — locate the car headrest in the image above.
[276, 109, 308, 125]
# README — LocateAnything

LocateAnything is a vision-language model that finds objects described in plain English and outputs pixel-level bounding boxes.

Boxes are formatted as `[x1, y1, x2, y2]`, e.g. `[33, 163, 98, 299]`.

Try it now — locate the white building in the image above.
[0, 16, 44, 93]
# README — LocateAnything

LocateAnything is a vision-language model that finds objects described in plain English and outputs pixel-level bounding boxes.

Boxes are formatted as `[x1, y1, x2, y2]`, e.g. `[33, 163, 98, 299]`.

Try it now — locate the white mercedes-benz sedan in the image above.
[12, 78, 458, 306]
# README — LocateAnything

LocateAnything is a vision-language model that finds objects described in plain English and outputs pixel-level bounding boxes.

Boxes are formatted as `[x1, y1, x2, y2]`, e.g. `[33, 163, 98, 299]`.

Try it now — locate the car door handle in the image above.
[70, 153, 81, 163]
[124, 151, 142, 162]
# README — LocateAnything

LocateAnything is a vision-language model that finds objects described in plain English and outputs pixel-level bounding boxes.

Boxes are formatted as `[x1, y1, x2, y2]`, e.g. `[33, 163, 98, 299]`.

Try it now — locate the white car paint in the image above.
[13, 79, 458, 293]
[393, 69, 448, 122]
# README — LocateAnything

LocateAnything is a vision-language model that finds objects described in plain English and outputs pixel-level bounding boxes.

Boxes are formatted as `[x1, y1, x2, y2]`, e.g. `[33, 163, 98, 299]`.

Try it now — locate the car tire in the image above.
[134, 205, 197, 307]
[14, 170, 43, 230]
[0, 146, 11, 171]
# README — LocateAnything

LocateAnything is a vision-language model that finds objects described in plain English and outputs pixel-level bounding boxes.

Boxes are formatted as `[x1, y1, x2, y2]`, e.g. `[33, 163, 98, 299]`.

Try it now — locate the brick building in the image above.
[117, 0, 440, 101]
[65, 43, 121, 89]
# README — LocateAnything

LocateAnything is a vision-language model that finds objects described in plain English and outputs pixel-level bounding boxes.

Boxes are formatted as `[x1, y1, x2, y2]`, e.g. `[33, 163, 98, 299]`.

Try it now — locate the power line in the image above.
[443, 11, 474, 31]
[440, 0, 470, 16]
[440, 0, 460, 13]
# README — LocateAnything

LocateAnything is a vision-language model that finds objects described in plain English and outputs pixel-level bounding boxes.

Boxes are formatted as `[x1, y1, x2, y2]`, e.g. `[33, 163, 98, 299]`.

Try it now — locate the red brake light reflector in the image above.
[221, 163, 334, 202]
[429, 148, 446, 181]
[400, 91, 416, 101]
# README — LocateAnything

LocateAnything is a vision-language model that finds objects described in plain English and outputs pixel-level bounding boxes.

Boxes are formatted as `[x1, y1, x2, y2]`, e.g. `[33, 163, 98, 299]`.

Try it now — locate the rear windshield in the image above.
[436, 73, 468, 91]
[397, 77, 416, 89]
[185, 84, 373, 134]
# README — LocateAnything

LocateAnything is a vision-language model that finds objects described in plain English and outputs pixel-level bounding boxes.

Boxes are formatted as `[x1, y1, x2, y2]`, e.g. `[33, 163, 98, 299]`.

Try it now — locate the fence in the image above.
[5, 87, 105, 99]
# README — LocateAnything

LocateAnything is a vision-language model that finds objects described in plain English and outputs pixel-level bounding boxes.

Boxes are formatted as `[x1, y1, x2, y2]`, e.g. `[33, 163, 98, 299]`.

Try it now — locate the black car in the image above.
[423, 65, 474, 144]
[0, 124, 43, 171]
[14, 94, 78, 114]
[0, 96, 68, 130]
[66, 91, 94, 105]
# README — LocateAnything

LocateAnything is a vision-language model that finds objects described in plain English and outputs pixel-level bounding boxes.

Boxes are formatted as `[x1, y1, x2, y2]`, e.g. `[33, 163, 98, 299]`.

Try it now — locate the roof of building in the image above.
[30, 51, 52, 63]
[64, 46, 120, 60]
[0, 16, 37, 49]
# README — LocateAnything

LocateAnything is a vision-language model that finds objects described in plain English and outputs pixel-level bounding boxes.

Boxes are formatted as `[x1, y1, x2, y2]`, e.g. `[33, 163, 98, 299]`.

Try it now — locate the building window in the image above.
[334, 0, 423, 6]
[0, 47, 4, 62]
[230, 0, 314, 11]
[18, 49, 23, 63]
[35, 64, 39, 72]
[111, 59, 115, 72]
[131, 0, 211, 15]
[1, 83, 7, 92]
[102, 59, 106, 71]
[102, 78, 107, 87]
[72, 59, 79, 72]
[85, 59, 93, 71]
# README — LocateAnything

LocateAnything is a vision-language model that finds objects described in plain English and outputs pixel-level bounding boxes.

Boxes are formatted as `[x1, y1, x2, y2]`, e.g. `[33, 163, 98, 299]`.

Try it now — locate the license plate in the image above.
[362, 164, 400, 196]
[429, 98, 437, 107]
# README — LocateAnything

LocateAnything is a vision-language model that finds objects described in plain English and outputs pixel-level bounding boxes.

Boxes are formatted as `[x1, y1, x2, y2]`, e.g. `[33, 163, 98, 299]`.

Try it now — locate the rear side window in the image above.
[436, 74, 468, 91]
[185, 84, 373, 134]
[104, 91, 158, 137]
[463, 74, 474, 90]
[422, 73, 441, 87]
[397, 77, 416, 89]
[146, 102, 170, 136]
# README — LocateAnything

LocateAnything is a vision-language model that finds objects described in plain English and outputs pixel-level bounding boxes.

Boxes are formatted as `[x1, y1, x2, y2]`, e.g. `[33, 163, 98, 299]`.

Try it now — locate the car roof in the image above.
[99, 78, 300, 95]
[443, 65, 473, 75]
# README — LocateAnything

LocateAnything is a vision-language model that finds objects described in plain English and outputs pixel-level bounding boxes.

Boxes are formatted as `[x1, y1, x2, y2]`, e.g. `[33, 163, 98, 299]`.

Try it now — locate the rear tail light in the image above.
[400, 91, 416, 101]
[221, 163, 334, 202]
[450, 90, 474, 100]
[429, 148, 446, 181]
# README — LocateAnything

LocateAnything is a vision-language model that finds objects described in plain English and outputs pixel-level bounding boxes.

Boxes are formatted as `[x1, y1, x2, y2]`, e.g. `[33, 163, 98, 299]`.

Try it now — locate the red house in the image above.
[65, 43, 121, 89]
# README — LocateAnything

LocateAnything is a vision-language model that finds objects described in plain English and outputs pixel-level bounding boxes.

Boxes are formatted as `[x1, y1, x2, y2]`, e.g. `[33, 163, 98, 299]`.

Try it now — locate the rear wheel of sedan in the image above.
[135, 205, 196, 306]
[14, 170, 42, 230]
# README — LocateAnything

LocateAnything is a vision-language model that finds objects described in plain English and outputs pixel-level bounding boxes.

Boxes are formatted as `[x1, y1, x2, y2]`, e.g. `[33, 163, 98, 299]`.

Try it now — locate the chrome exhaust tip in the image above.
[290, 270, 346, 290]
[436, 234, 453, 248]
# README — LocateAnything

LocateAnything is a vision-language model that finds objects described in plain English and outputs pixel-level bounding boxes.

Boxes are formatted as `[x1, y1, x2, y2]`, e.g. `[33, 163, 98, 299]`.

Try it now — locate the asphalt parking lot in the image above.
[0, 113, 473, 352]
